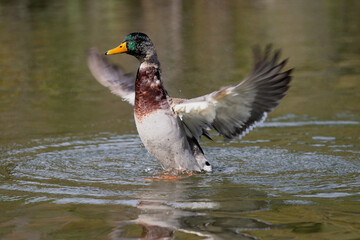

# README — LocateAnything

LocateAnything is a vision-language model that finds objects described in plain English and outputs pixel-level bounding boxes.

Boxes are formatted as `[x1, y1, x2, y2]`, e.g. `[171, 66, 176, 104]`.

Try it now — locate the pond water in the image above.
[1, 0, 359, 239]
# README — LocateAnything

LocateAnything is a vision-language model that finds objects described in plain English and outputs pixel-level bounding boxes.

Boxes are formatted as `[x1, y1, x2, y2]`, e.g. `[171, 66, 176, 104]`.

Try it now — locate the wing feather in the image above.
[87, 48, 135, 105]
[171, 45, 293, 140]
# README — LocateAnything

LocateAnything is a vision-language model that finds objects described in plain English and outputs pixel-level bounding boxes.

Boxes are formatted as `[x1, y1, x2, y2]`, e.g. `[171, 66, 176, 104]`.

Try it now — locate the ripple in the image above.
[297, 192, 359, 198]
[1, 131, 359, 204]
[262, 120, 359, 128]
[0, 133, 157, 203]
[206, 146, 360, 196]
[54, 198, 139, 206]
[312, 136, 336, 141]
[166, 201, 219, 210]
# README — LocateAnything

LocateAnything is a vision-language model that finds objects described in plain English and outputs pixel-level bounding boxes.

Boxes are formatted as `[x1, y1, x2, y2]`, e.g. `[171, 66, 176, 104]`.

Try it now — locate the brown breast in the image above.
[134, 67, 169, 122]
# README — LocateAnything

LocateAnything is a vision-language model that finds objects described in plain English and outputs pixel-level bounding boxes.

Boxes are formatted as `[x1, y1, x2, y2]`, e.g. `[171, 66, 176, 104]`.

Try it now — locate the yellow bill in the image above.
[105, 42, 128, 55]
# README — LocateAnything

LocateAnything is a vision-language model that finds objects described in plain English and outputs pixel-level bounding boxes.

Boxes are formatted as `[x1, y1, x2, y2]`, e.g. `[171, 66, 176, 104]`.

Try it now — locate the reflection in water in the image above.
[110, 179, 216, 239]
[1, 127, 358, 200]
[1, 129, 359, 238]
[0, 0, 360, 239]
[110, 177, 270, 239]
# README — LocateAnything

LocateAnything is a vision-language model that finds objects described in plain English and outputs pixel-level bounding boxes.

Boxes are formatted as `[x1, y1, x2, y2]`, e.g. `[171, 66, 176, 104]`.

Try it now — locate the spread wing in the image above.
[87, 48, 135, 105]
[171, 45, 293, 140]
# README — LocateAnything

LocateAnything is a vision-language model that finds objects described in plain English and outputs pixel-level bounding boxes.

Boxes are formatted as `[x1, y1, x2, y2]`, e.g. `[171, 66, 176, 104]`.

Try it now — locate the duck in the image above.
[87, 32, 292, 173]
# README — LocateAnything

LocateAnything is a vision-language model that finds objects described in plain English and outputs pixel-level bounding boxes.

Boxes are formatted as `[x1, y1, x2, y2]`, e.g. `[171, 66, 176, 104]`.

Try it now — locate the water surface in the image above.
[1, 0, 360, 239]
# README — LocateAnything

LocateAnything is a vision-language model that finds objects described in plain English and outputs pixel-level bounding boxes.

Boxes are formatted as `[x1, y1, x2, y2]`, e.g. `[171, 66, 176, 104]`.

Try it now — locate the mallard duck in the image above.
[87, 32, 292, 173]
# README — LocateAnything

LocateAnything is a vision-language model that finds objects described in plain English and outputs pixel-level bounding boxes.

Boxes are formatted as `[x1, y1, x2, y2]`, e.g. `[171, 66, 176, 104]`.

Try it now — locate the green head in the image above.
[105, 32, 156, 62]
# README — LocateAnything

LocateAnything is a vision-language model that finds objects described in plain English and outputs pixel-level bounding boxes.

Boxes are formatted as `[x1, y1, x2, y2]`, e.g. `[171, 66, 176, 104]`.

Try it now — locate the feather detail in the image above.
[87, 48, 135, 105]
[171, 45, 293, 140]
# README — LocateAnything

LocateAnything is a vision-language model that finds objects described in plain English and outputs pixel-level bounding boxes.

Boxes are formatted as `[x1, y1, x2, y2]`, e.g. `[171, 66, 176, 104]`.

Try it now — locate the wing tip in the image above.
[237, 112, 268, 140]
[86, 47, 135, 105]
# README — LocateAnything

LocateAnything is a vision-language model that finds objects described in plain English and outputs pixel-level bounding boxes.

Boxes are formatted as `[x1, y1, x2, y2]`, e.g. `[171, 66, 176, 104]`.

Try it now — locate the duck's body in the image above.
[134, 63, 204, 171]
[87, 32, 293, 173]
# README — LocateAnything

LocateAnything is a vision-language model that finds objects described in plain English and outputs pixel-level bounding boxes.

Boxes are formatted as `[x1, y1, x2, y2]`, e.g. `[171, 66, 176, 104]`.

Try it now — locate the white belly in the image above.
[135, 110, 201, 171]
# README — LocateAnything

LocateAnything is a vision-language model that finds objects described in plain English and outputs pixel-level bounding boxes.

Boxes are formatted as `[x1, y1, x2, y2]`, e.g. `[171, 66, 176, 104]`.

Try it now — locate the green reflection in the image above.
[0, 0, 359, 239]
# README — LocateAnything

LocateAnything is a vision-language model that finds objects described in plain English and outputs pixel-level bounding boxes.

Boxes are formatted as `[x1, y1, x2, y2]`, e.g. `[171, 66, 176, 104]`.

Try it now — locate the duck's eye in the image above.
[205, 161, 210, 166]
[120, 45, 122, 48]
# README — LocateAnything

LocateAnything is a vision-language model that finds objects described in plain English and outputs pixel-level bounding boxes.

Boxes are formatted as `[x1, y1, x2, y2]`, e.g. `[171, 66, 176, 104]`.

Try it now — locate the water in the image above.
[1, 0, 360, 239]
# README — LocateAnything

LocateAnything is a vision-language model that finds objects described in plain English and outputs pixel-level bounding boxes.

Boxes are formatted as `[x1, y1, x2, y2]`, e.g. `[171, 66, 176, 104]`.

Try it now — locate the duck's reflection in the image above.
[109, 174, 271, 239]
[136, 201, 191, 239]
[109, 176, 215, 239]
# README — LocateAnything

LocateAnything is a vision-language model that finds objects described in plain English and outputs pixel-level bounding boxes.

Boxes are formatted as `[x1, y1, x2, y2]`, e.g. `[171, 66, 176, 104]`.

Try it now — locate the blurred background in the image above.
[0, 0, 359, 239]
[1, 0, 359, 141]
